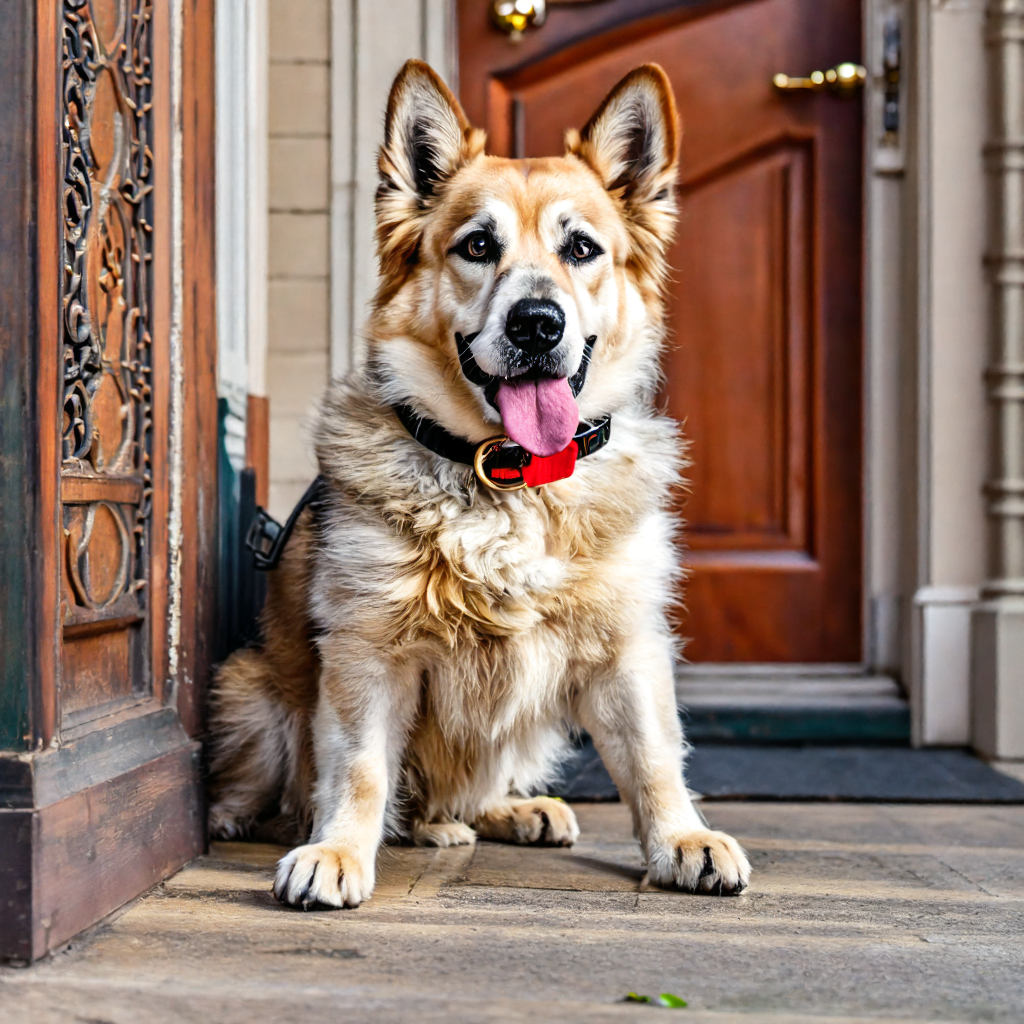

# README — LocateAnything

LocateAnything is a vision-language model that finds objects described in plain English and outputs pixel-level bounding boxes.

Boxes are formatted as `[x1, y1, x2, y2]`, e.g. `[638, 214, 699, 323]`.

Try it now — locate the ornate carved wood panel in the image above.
[60, 0, 156, 723]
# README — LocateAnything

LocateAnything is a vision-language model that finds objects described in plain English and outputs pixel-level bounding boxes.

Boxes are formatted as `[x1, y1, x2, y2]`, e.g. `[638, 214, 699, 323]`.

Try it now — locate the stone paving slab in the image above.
[2, 802, 1022, 1023]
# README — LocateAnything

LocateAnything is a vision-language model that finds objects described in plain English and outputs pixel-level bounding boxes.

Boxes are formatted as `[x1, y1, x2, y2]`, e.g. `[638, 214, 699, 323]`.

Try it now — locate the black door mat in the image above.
[551, 738, 1024, 803]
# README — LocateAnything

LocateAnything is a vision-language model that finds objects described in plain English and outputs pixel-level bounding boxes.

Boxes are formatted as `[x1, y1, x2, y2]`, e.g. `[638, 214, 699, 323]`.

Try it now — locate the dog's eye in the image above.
[562, 233, 603, 266]
[452, 230, 497, 264]
[572, 238, 594, 260]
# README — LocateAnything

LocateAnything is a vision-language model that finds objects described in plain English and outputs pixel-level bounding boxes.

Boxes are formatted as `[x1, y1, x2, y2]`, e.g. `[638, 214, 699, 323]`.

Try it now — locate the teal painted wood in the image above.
[0, 4, 38, 751]
[217, 397, 251, 661]
[683, 706, 911, 744]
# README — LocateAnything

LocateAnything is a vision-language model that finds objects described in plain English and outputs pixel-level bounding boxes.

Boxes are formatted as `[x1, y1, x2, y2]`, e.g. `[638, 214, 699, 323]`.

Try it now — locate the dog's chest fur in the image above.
[310, 381, 682, 726]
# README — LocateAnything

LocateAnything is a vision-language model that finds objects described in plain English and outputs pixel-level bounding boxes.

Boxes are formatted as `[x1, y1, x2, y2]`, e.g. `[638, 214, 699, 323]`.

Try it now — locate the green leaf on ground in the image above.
[622, 992, 687, 1008]
[658, 993, 688, 1008]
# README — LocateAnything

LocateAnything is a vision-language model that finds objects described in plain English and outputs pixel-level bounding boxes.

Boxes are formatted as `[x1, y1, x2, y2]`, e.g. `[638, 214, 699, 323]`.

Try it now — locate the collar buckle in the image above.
[474, 436, 528, 491]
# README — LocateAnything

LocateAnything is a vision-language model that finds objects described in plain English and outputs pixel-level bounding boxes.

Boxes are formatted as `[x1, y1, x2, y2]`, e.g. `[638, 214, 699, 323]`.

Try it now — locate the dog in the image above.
[206, 59, 751, 907]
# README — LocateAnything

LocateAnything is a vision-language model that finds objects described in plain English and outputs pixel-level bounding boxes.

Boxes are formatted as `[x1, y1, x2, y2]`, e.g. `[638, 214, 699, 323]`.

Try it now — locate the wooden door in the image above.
[0, 0, 218, 962]
[459, 0, 863, 662]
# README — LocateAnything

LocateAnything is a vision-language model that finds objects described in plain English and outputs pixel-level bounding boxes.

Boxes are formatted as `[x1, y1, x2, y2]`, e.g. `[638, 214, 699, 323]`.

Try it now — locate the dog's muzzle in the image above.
[455, 331, 598, 410]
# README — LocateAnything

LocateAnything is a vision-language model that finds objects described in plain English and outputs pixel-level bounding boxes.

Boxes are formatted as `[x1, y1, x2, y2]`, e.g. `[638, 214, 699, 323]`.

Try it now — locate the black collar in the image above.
[392, 402, 611, 491]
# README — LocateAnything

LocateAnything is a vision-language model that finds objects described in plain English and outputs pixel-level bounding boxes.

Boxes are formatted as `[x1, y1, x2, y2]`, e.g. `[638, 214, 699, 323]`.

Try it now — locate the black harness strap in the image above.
[246, 474, 328, 571]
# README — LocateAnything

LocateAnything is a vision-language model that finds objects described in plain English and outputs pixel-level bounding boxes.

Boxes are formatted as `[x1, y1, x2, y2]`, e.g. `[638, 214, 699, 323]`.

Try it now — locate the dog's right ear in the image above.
[376, 61, 484, 284]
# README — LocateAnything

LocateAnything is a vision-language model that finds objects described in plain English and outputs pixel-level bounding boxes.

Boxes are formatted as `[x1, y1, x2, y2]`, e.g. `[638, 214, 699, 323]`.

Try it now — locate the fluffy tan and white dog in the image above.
[207, 59, 751, 907]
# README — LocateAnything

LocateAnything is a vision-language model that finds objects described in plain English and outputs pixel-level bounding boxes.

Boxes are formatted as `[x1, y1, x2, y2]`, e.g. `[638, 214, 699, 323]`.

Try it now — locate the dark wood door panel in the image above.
[669, 140, 811, 555]
[61, 630, 136, 720]
[462, 0, 863, 662]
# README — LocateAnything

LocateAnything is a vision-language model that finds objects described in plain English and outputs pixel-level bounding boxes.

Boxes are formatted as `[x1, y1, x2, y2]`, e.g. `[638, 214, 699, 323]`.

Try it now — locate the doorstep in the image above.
[675, 664, 910, 743]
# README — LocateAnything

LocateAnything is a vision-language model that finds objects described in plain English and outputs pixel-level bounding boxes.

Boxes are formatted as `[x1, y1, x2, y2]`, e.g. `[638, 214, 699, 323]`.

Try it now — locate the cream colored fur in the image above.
[206, 60, 750, 908]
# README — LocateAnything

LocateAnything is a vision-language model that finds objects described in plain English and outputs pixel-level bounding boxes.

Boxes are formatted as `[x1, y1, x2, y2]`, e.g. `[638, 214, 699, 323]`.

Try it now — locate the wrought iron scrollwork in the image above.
[60, 0, 154, 622]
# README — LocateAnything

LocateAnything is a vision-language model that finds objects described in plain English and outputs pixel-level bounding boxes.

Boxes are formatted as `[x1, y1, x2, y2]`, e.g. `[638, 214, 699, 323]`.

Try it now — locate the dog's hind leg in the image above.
[410, 819, 477, 847]
[207, 648, 301, 839]
[473, 796, 579, 847]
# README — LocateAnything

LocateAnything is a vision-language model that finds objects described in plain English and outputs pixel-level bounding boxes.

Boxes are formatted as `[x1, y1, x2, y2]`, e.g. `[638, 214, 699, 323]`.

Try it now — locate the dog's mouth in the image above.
[455, 332, 597, 457]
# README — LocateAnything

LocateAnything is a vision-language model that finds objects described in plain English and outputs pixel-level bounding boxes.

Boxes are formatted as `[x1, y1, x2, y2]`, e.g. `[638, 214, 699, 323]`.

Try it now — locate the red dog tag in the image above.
[521, 442, 578, 487]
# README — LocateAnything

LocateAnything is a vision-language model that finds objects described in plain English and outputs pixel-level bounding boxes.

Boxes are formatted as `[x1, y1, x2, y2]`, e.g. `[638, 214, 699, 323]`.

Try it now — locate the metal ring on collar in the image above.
[473, 436, 528, 491]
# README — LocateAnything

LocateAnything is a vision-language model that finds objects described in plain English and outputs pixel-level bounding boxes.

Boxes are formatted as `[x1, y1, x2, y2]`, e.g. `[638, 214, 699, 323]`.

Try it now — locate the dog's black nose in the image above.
[505, 299, 565, 356]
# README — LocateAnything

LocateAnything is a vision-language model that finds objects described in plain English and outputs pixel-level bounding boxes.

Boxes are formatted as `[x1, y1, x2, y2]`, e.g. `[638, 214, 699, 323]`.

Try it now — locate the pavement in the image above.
[2, 801, 1023, 1023]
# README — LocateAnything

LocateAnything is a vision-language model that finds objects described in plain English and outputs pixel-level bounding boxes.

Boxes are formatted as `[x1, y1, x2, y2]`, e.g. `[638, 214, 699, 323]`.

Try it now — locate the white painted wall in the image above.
[929, 0, 988, 589]
[329, 0, 454, 377]
[266, 0, 333, 519]
[262, 0, 453, 519]
[216, 0, 268, 468]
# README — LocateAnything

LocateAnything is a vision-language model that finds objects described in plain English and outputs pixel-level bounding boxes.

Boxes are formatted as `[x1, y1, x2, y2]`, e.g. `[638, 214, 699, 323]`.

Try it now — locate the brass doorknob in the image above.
[491, 0, 546, 38]
[773, 62, 866, 93]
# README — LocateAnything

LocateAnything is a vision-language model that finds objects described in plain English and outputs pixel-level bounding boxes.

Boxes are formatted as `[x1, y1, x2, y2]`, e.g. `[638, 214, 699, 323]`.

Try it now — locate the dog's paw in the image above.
[475, 796, 580, 846]
[207, 804, 246, 840]
[646, 829, 750, 895]
[411, 821, 477, 847]
[273, 842, 372, 909]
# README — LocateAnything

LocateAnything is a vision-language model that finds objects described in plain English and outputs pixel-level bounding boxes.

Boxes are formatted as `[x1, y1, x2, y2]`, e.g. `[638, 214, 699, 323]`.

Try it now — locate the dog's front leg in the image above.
[575, 632, 751, 895]
[274, 660, 413, 909]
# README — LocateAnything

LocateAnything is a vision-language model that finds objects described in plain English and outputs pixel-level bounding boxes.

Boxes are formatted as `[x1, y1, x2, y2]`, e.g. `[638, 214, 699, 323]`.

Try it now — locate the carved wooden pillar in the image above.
[974, 0, 1024, 758]
[0, 0, 218, 962]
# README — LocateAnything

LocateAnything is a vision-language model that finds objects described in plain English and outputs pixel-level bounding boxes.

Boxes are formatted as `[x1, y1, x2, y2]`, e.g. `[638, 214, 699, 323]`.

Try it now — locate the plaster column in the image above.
[973, 0, 1024, 759]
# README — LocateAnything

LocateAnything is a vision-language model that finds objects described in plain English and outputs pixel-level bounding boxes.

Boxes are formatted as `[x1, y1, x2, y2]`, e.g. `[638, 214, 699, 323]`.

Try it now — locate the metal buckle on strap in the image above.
[473, 436, 528, 491]
[245, 507, 285, 570]
[245, 474, 327, 570]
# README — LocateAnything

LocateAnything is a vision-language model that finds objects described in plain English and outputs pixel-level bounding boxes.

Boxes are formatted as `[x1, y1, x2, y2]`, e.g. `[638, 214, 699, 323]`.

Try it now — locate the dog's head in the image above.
[368, 60, 679, 458]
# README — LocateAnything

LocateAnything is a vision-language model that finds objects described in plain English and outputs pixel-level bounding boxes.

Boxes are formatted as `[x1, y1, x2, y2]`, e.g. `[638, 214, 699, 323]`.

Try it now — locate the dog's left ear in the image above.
[568, 64, 679, 249]
[380, 60, 477, 200]
[376, 61, 485, 283]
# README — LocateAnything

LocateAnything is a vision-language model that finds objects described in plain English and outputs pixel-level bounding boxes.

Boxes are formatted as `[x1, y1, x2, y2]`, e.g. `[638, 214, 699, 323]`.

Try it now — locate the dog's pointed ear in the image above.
[380, 60, 474, 200]
[567, 64, 679, 247]
[376, 61, 485, 286]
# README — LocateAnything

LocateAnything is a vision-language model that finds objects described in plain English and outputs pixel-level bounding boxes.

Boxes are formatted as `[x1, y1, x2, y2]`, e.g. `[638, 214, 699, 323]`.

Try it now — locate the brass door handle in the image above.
[773, 62, 866, 94]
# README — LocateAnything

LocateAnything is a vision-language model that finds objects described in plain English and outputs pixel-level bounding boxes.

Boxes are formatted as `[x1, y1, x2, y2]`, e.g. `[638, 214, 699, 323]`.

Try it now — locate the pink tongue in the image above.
[495, 377, 579, 457]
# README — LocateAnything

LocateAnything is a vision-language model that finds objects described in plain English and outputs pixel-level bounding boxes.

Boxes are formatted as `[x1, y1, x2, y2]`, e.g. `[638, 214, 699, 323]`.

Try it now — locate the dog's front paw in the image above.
[646, 829, 750, 895]
[475, 796, 580, 846]
[273, 842, 373, 909]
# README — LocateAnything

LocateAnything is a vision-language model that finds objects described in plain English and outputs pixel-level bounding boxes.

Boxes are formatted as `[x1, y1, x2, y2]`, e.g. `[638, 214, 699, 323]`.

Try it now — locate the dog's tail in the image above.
[208, 510, 321, 841]
[206, 647, 314, 842]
